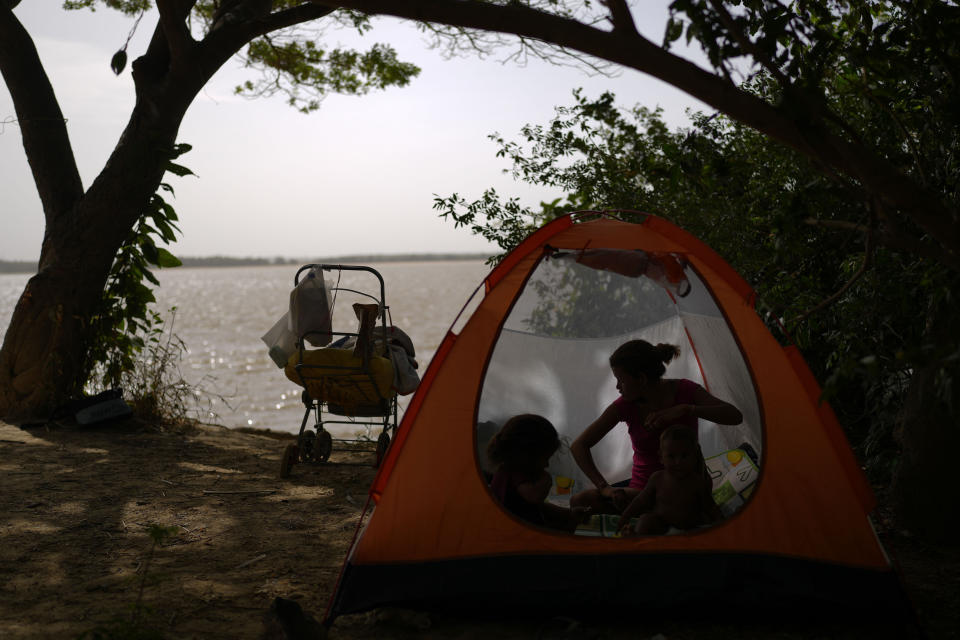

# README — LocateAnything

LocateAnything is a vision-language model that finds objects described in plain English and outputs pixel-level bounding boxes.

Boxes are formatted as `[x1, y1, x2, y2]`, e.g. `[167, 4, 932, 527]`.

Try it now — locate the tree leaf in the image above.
[155, 248, 182, 269]
[166, 162, 196, 177]
[170, 143, 193, 158]
[110, 49, 127, 76]
[141, 241, 159, 265]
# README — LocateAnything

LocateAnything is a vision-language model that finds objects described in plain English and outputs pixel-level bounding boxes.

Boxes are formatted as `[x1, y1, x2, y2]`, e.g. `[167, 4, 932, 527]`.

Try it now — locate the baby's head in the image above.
[486, 414, 559, 473]
[659, 424, 700, 476]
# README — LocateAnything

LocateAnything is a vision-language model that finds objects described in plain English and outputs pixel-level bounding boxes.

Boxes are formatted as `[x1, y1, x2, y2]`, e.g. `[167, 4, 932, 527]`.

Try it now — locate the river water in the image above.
[0, 260, 490, 435]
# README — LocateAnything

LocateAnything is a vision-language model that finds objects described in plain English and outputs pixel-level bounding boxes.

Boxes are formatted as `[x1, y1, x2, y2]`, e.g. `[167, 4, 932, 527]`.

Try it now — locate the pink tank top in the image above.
[614, 378, 700, 489]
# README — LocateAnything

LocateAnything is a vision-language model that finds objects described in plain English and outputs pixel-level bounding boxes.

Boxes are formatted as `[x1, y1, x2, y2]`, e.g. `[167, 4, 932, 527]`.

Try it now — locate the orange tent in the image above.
[325, 212, 907, 621]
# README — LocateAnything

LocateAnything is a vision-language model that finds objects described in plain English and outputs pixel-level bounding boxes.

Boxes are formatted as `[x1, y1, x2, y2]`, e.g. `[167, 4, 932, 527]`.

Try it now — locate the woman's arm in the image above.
[690, 384, 743, 424]
[570, 403, 621, 492]
[645, 384, 743, 429]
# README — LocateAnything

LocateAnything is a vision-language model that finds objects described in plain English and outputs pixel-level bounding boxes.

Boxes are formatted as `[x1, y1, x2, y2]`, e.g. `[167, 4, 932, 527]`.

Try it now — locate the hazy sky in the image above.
[0, 2, 709, 261]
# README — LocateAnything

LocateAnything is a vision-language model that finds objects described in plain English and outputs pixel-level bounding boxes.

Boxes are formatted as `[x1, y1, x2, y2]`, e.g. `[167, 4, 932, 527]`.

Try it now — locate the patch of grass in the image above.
[118, 311, 228, 432]
[77, 524, 179, 640]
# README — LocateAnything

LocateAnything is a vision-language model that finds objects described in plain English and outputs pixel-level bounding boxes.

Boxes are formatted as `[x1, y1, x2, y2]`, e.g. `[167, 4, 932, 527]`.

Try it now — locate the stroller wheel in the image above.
[279, 443, 298, 479]
[315, 430, 333, 463]
[374, 431, 390, 468]
[299, 430, 317, 462]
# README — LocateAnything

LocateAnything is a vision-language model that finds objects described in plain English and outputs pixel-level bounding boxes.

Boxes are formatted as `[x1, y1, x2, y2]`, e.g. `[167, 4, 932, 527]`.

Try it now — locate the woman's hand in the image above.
[644, 404, 691, 429]
[643, 384, 745, 430]
[598, 486, 631, 511]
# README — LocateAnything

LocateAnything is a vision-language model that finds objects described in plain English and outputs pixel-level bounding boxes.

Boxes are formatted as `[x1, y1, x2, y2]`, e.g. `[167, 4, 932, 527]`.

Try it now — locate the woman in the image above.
[569, 339, 743, 514]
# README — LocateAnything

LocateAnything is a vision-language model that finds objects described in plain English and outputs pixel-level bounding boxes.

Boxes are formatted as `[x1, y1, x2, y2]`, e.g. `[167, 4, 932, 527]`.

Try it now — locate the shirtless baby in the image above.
[617, 424, 722, 535]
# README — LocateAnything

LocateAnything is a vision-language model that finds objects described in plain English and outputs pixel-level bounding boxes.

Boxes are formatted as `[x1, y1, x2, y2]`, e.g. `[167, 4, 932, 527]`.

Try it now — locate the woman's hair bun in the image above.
[655, 343, 681, 364]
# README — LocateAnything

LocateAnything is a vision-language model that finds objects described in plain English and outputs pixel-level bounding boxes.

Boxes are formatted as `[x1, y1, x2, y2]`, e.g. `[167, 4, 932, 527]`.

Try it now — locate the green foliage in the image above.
[438, 4, 960, 487]
[117, 307, 226, 429]
[67, 1, 421, 114]
[147, 523, 180, 544]
[83, 144, 189, 395]
[665, 1, 960, 206]
[436, 84, 958, 482]
[523, 259, 674, 339]
[239, 39, 420, 113]
[433, 189, 541, 265]
[64, 0, 151, 13]
[120, 310, 191, 427]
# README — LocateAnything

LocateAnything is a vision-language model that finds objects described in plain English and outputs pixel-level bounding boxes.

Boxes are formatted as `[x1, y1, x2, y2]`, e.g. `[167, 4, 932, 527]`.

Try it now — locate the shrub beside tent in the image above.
[324, 212, 910, 623]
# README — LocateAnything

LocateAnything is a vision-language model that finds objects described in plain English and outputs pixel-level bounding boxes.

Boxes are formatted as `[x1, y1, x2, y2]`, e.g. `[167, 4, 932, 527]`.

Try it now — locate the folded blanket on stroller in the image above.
[330, 331, 419, 396]
[284, 348, 394, 415]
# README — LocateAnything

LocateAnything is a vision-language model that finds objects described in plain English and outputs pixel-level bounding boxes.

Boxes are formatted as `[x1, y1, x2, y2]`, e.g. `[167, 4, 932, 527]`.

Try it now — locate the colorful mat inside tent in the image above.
[544, 445, 760, 537]
[706, 444, 760, 518]
[575, 513, 630, 537]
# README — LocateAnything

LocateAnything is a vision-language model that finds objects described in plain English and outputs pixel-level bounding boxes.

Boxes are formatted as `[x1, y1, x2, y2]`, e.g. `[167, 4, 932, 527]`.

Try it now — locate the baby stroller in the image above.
[276, 264, 419, 478]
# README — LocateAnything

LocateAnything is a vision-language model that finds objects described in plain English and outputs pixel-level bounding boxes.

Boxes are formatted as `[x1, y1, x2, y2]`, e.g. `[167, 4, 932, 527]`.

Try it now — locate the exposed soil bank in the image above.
[0, 420, 956, 639]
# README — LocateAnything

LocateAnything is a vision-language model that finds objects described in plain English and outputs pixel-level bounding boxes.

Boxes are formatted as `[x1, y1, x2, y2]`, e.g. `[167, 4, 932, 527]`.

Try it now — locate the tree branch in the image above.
[135, 0, 197, 93]
[0, 4, 83, 226]
[247, 3, 338, 39]
[198, 3, 337, 82]
[803, 218, 868, 233]
[706, 0, 788, 86]
[793, 206, 876, 328]
[804, 216, 954, 267]
[156, 0, 196, 60]
[603, 0, 637, 35]
[317, 0, 960, 268]
[307, 0, 836, 159]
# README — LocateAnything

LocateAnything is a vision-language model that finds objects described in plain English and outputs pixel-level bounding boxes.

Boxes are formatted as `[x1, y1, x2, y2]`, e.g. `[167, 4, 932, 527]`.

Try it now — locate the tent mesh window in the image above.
[477, 251, 763, 522]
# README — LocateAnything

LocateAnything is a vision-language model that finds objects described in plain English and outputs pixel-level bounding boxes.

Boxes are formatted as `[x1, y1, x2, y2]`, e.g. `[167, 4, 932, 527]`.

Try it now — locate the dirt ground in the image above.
[1, 418, 958, 640]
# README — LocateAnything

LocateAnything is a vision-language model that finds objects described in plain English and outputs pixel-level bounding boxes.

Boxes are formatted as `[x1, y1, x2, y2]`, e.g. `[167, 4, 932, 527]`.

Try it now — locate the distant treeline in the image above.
[0, 260, 36, 274]
[300, 253, 490, 265]
[179, 254, 491, 267]
[0, 253, 489, 274]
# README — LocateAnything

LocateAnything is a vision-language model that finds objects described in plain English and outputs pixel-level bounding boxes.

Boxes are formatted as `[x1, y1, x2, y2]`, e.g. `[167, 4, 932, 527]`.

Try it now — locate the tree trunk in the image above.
[891, 296, 960, 543]
[0, 1, 270, 424]
[0, 106, 187, 424]
[0, 251, 111, 423]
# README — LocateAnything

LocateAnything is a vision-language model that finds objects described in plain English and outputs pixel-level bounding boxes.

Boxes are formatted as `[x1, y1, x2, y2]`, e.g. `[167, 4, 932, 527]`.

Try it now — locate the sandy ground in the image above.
[1, 418, 957, 640]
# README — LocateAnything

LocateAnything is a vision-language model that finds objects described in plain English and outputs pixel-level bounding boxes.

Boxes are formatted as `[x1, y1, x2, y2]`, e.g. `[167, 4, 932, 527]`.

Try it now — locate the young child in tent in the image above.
[570, 339, 742, 514]
[486, 414, 584, 532]
[617, 424, 723, 535]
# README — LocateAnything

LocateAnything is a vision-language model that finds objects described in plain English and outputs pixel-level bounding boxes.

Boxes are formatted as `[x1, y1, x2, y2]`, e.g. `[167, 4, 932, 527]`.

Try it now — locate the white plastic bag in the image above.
[261, 311, 297, 368]
[290, 267, 334, 346]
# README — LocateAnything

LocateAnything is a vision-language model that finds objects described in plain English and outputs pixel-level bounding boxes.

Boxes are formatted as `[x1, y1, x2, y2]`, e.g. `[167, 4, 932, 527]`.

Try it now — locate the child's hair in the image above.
[660, 423, 697, 446]
[609, 340, 680, 382]
[660, 424, 709, 476]
[486, 414, 559, 474]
